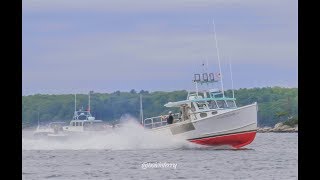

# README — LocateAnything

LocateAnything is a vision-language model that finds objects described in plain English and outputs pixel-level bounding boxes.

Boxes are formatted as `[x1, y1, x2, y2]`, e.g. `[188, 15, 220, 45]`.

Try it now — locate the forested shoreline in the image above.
[22, 87, 297, 128]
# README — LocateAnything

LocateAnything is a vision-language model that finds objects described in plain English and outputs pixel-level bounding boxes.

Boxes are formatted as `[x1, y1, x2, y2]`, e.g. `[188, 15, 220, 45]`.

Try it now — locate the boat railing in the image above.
[143, 113, 180, 129]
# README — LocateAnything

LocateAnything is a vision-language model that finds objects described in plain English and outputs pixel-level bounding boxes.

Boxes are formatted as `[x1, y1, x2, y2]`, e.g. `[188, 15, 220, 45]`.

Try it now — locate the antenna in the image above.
[140, 94, 144, 124]
[229, 58, 235, 98]
[212, 18, 225, 97]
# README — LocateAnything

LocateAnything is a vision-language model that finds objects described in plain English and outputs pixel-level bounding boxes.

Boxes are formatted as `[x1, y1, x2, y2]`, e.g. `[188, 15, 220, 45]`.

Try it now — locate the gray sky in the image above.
[23, 0, 297, 95]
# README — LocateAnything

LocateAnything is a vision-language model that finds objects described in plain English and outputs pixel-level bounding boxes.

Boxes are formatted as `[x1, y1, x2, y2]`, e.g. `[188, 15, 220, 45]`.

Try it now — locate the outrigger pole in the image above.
[229, 58, 235, 99]
[212, 18, 225, 97]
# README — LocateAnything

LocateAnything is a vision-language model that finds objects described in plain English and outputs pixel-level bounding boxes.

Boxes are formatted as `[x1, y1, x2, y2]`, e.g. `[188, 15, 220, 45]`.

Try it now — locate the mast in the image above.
[212, 18, 225, 97]
[206, 57, 210, 89]
[37, 111, 40, 129]
[74, 94, 77, 112]
[229, 58, 235, 98]
[140, 94, 144, 124]
[195, 81, 199, 96]
[88, 91, 91, 113]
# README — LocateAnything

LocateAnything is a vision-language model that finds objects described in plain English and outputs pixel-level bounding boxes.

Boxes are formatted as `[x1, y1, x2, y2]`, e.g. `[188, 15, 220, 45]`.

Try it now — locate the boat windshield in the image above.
[207, 100, 218, 109]
[226, 100, 236, 108]
[216, 100, 227, 108]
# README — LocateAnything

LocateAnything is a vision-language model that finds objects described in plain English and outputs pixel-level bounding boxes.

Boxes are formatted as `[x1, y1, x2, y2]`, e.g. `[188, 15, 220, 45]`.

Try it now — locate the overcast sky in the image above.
[22, 0, 297, 95]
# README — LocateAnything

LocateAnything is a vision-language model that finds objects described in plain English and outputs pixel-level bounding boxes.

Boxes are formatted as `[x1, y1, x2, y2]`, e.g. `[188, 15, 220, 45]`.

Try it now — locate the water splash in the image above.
[22, 116, 197, 150]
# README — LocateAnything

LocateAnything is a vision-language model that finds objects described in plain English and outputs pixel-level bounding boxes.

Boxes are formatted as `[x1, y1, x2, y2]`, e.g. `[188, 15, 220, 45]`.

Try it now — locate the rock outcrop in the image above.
[257, 122, 298, 133]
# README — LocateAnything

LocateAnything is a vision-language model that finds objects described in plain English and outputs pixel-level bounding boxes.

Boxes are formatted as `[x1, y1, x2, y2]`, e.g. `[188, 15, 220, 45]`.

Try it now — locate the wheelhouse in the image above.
[142, 72, 238, 129]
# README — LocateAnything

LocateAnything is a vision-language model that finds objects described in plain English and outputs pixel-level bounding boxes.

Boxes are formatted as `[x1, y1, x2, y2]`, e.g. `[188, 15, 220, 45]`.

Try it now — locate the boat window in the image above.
[72, 122, 76, 126]
[216, 100, 227, 108]
[208, 100, 218, 109]
[196, 102, 207, 110]
[226, 100, 236, 108]
[75, 122, 79, 126]
[200, 112, 207, 118]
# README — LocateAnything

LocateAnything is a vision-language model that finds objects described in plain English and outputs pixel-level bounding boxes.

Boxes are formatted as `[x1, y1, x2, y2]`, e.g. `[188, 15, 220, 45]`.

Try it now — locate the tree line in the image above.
[22, 87, 297, 128]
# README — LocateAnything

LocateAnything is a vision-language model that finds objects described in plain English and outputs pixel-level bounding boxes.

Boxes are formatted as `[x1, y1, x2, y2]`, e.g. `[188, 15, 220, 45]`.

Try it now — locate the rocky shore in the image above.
[257, 122, 298, 133]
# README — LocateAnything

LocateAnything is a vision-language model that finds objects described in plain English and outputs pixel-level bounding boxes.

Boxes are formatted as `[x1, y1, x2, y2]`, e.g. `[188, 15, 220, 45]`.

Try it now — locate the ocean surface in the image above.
[22, 122, 298, 180]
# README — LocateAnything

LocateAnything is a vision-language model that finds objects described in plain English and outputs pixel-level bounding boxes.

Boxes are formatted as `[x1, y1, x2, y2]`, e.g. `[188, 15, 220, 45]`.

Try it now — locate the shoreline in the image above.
[257, 122, 298, 133]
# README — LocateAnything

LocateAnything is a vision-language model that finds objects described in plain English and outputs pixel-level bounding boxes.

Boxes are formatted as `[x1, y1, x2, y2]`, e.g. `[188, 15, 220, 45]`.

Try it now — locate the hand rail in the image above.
[143, 113, 180, 128]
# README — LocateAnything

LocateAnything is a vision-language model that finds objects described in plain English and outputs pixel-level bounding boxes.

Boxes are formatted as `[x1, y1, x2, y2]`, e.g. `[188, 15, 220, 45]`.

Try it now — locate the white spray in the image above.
[22, 115, 197, 150]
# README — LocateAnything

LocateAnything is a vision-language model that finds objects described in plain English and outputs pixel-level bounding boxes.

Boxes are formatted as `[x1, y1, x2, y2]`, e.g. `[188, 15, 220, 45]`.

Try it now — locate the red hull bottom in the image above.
[188, 131, 256, 149]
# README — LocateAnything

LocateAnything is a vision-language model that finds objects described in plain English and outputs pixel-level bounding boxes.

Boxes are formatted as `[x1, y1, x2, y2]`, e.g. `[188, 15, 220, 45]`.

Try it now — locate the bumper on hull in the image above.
[188, 131, 256, 149]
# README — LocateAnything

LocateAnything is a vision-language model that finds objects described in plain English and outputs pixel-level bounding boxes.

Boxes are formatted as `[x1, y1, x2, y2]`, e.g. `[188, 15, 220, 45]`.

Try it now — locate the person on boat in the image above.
[179, 108, 183, 121]
[167, 111, 174, 124]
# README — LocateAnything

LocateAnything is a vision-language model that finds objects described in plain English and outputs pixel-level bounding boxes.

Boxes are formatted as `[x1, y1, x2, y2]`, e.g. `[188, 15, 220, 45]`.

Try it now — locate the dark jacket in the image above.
[167, 115, 173, 124]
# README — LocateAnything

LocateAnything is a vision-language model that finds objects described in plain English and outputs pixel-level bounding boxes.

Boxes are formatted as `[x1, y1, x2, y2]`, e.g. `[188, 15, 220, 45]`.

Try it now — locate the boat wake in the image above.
[22, 117, 196, 150]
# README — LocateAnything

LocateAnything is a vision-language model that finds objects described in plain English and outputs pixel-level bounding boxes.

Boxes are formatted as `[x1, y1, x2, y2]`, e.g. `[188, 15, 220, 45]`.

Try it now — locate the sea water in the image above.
[22, 120, 298, 180]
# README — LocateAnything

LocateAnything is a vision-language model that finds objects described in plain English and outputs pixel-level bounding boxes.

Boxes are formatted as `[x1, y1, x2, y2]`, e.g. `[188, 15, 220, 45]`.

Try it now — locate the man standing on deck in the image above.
[167, 111, 174, 124]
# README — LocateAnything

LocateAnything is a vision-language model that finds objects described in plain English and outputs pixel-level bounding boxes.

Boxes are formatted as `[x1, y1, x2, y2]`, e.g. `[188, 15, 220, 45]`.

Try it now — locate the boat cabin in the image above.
[63, 109, 109, 132]
[143, 72, 238, 129]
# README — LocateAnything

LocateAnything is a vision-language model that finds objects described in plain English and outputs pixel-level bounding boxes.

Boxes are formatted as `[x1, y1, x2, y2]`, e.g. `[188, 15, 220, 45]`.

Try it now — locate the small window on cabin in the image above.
[75, 122, 79, 126]
[72, 122, 76, 126]
[217, 100, 227, 108]
[208, 100, 218, 109]
[196, 102, 207, 110]
[200, 112, 207, 118]
[226, 100, 236, 108]
[212, 111, 217, 115]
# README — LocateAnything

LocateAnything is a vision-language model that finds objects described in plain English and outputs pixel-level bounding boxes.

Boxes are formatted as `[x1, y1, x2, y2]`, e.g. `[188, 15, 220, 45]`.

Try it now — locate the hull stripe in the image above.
[187, 130, 257, 148]
[187, 130, 257, 141]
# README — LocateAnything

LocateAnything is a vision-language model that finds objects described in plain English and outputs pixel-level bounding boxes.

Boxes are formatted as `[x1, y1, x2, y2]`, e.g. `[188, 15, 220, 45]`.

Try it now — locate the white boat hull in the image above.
[149, 103, 258, 148]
